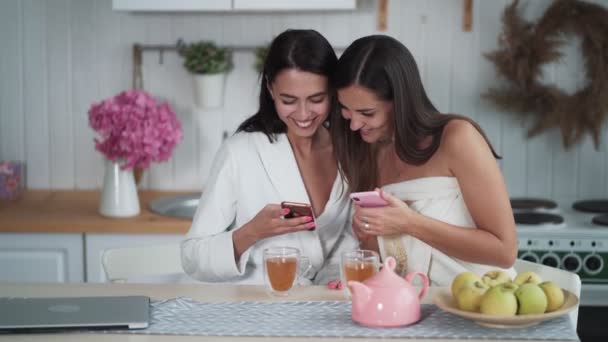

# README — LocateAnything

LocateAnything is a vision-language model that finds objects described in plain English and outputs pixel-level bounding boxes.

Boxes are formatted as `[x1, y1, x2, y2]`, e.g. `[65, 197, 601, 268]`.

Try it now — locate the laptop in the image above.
[0, 296, 150, 332]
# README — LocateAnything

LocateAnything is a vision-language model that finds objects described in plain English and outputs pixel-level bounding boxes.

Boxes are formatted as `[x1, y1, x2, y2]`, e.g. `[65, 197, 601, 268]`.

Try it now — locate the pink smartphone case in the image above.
[349, 191, 388, 208]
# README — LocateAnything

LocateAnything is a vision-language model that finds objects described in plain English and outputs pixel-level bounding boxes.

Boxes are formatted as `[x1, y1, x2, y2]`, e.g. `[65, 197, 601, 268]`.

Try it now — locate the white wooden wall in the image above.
[1, 0, 607, 199]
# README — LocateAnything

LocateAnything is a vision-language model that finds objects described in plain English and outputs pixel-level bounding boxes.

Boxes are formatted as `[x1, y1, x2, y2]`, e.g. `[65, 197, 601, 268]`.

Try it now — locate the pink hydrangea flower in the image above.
[88, 90, 183, 170]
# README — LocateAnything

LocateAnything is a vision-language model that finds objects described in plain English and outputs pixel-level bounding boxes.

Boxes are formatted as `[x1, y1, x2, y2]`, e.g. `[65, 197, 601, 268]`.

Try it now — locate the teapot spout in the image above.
[348, 281, 372, 309]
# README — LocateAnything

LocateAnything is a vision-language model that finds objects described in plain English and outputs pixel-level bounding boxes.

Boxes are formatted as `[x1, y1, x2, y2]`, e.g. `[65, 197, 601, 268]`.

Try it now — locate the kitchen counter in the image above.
[0, 190, 194, 234]
[0, 283, 576, 342]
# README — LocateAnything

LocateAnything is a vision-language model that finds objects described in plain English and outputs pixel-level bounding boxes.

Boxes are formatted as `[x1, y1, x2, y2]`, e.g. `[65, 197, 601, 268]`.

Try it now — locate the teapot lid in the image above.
[364, 256, 409, 288]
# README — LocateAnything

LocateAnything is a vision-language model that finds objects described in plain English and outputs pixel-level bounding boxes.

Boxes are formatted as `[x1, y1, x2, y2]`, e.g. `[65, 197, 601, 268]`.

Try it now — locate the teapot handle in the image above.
[404, 271, 429, 300]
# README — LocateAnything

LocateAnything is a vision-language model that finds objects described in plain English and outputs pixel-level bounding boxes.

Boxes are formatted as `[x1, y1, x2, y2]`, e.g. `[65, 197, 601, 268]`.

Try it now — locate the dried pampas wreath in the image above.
[484, 0, 608, 150]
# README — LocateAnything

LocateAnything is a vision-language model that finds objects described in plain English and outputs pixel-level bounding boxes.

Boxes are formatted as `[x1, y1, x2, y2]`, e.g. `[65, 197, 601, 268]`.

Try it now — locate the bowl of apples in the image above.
[433, 270, 579, 328]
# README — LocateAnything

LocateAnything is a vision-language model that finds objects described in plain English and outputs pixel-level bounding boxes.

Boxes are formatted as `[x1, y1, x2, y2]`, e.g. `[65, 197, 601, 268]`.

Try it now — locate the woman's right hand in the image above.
[248, 204, 316, 240]
[232, 204, 315, 261]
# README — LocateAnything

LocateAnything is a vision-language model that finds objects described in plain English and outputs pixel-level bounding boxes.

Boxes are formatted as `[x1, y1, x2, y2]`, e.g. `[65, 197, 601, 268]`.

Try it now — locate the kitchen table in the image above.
[0, 282, 575, 342]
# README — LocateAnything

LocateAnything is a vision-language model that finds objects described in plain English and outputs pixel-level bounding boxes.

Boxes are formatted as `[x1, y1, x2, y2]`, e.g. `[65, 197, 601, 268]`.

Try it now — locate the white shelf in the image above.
[113, 0, 356, 12]
[112, 0, 232, 11]
[232, 0, 356, 11]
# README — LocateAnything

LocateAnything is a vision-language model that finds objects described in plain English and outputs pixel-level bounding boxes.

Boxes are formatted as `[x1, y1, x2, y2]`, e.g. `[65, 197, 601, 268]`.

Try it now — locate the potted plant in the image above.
[177, 39, 233, 108]
[88, 90, 183, 217]
[254, 44, 270, 74]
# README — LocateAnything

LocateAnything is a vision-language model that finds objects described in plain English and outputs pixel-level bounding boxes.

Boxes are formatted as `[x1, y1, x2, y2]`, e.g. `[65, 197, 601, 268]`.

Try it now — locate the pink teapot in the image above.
[347, 256, 429, 327]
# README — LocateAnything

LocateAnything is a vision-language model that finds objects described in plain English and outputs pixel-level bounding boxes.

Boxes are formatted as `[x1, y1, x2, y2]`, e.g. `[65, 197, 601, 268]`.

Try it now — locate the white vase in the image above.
[99, 159, 140, 218]
[193, 73, 226, 109]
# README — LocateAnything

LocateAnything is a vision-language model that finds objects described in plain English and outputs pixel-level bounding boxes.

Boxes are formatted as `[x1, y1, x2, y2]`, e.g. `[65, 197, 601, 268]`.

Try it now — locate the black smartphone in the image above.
[280, 201, 315, 230]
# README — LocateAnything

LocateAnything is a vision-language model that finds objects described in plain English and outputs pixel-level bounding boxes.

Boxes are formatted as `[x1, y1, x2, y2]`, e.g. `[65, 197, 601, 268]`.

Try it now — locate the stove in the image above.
[513, 198, 608, 306]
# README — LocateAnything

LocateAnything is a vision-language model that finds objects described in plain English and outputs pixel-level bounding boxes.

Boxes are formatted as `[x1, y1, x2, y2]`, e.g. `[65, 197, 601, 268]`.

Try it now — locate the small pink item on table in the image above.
[327, 279, 343, 290]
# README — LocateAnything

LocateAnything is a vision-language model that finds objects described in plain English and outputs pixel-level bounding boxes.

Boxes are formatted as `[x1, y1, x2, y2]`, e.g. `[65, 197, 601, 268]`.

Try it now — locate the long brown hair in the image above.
[330, 35, 500, 192]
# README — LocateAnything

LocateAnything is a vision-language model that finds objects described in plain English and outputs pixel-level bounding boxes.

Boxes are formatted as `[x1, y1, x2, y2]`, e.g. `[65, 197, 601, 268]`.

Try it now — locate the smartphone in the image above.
[280, 201, 315, 230]
[349, 191, 388, 208]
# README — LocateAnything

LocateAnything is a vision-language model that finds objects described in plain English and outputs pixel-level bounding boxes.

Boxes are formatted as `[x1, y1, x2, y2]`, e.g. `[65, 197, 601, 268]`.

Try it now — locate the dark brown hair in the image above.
[237, 29, 338, 142]
[330, 35, 500, 192]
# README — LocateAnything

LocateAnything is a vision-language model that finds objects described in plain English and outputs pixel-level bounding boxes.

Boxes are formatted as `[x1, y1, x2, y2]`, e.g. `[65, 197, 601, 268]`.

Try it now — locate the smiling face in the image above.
[337, 84, 394, 143]
[268, 69, 330, 138]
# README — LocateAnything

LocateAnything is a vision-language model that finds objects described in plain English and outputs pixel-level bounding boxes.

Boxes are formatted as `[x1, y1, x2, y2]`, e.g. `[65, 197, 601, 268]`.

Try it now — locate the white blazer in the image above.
[181, 131, 353, 285]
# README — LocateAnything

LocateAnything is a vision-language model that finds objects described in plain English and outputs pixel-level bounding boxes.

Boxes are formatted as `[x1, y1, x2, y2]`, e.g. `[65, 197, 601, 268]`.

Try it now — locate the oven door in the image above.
[579, 286, 608, 340]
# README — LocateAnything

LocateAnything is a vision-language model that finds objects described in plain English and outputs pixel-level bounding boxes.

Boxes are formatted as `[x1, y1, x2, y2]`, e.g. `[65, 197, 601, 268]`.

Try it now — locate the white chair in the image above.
[514, 258, 581, 329]
[102, 243, 183, 283]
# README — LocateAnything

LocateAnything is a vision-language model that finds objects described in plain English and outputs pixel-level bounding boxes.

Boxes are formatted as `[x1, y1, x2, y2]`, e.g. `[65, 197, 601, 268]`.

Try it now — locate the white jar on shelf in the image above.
[193, 73, 226, 109]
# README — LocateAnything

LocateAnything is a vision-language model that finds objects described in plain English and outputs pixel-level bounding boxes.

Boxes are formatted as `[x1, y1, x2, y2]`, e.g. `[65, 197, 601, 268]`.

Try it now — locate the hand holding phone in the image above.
[349, 191, 388, 208]
[281, 201, 316, 230]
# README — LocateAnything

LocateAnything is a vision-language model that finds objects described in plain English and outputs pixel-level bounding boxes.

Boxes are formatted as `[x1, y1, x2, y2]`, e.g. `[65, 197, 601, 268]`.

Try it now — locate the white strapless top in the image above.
[378, 177, 516, 286]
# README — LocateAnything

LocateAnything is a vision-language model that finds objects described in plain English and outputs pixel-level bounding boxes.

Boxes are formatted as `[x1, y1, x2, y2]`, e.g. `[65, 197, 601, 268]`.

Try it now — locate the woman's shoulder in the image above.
[440, 118, 486, 150]
[439, 118, 494, 163]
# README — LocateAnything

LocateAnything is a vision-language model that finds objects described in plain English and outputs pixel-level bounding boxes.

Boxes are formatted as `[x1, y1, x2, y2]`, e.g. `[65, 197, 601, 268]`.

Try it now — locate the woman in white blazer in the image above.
[329, 35, 517, 285]
[181, 30, 356, 285]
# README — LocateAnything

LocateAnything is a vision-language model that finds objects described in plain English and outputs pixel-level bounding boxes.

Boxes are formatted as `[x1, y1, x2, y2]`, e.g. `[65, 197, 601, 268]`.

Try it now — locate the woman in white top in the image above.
[181, 29, 353, 285]
[330, 35, 518, 285]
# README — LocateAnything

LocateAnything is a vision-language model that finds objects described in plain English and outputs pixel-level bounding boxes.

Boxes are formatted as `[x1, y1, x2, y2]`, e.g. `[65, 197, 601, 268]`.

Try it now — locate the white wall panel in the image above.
[97, 0, 125, 99]
[0, 0, 607, 200]
[160, 52, 198, 190]
[323, 11, 351, 48]
[550, 34, 583, 198]
[143, 15, 175, 190]
[501, 119, 527, 197]
[521, 0, 556, 198]
[423, 0, 455, 113]
[448, 0, 477, 122]
[475, 0, 507, 163]
[23, 0, 50, 189]
[0, 0, 24, 162]
[48, 0, 75, 189]
[71, 0, 103, 188]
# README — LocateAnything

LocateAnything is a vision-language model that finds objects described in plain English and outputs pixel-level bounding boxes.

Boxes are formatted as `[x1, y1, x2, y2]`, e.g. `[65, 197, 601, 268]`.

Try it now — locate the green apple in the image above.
[539, 281, 565, 312]
[456, 281, 489, 312]
[479, 283, 518, 316]
[513, 271, 543, 285]
[482, 270, 512, 287]
[451, 271, 482, 298]
[515, 283, 548, 315]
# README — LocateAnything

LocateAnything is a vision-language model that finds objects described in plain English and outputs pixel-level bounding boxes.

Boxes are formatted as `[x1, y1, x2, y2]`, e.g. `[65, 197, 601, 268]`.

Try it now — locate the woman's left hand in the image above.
[353, 189, 415, 236]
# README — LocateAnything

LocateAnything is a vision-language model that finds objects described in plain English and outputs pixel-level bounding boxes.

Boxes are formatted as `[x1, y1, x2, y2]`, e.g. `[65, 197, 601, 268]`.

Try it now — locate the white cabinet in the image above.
[85, 233, 184, 283]
[113, 0, 355, 11]
[0, 233, 84, 283]
[113, 0, 232, 11]
[232, 0, 356, 11]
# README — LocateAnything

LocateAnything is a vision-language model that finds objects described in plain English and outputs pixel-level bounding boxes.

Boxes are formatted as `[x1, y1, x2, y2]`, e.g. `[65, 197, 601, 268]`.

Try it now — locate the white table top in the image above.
[0, 282, 572, 342]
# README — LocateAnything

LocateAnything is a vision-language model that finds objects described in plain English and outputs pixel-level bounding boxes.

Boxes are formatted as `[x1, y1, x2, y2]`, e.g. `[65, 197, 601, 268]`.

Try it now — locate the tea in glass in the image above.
[263, 246, 310, 296]
[265, 256, 297, 292]
[341, 249, 380, 285]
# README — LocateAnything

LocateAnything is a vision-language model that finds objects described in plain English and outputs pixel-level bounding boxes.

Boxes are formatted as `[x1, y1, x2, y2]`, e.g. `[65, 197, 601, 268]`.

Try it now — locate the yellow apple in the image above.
[513, 271, 543, 285]
[456, 281, 489, 312]
[479, 283, 518, 316]
[451, 271, 482, 298]
[482, 270, 512, 287]
[515, 283, 548, 315]
[539, 281, 565, 312]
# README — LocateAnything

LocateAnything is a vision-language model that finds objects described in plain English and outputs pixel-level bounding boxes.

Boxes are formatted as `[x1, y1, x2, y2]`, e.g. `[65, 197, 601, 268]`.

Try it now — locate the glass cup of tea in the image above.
[263, 246, 311, 297]
[340, 249, 380, 295]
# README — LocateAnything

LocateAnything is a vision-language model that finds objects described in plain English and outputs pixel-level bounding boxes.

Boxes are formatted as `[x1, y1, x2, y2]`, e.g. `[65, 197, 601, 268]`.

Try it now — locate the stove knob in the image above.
[583, 254, 604, 275]
[519, 252, 539, 263]
[561, 253, 582, 273]
[540, 253, 560, 268]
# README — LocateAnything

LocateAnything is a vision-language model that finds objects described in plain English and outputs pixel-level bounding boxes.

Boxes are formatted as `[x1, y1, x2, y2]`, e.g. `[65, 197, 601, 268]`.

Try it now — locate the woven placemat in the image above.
[110, 298, 578, 340]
